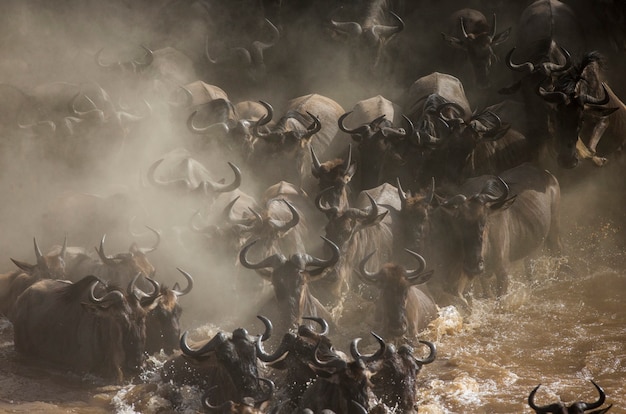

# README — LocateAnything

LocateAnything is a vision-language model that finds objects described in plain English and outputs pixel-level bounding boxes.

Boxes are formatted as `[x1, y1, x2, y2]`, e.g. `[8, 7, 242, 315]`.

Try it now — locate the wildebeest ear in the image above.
[491, 28, 511, 46]
[10, 258, 34, 272]
[489, 195, 516, 211]
[441, 33, 464, 49]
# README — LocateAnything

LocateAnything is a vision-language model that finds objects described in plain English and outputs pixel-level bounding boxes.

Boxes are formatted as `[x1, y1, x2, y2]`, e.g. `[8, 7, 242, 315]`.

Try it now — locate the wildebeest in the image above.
[201, 377, 275, 414]
[501, 0, 586, 165]
[161, 324, 270, 405]
[58, 229, 159, 288]
[368, 340, 437, 414]
[250, 94, 347, 191]
[337, 96, 411, 190]
[147, 148, 242, 199]
[357, 249, 437, 340]
[441, 9, 511, 89]
[316, 183, 398, 302]
[17, 81, 148, 168]
[298, 332, 386, 414]
[326, 0, 404, 79]
[535, 52, 621, 168]
[528, 380, 612, 414]
[142, 268, 194, 355]
[10, 275, 151, 383]
[0, 237, 67, 317]
[311, 144, 356, 215]
[434, 163, 562, 304]
[238, 236, 339, 331]
[255, 315, 336, 409]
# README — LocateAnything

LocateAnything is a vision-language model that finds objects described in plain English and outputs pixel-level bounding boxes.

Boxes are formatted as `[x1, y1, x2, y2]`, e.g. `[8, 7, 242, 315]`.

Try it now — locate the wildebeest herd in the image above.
[0, 0, 624, 412]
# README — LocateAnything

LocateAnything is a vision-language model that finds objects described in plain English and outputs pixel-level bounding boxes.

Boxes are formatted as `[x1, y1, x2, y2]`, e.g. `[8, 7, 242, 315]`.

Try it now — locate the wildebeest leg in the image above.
[494, 266, 509, 297]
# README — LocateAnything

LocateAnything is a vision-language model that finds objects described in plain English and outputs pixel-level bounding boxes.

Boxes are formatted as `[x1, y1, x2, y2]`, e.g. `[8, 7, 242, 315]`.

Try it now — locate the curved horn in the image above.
[301, 316, 329, 336]
[255, 377, 275, 406]
[437, 102, 467, 122]
[371, 11, 405, 38]
[460, 17, 470, 39]
[310, 146, 323, 177]
[358, 251, 381, 285]
[253, 100, 273, 138]
[505, 48, 534, 73]
[133, 45, 154, 71]
[126, 273, 143, 298]
[329, 16, 363, 37]
[360, 193, 386, 226]
[313, 340, 347, 370]
[404, 249, 427, 278]
[256, 315, 273, 342]
[69, 91, 103, 120]
[96, 235, 116, 266]
[60, 235, 67, 258]
[396, 177, 408, 204]
[315, 186, 340, 215]
[180, 330, 227, 357]
[306, 236, 340, 276]
[580, 380, 607, 411]
[350, 332, 386, 363]
[186, 110, 230, 135]
[172, 268, 193, 296]
[256, 333, 290, 363]
[301, 111, 322, 139]
[146, 158, 192, 191]
[269, 200, 300, 232]
[203, 162, 242, 193]
[137, 225, 160, 254]
[169, 85, 194, 108]
[541, 46, 572, 74]
[537, 84, 569, 104]
[528, 384, 560, 413]
[132, 274, 160, 299]
[33, 237, 43, 262]
[239, 239, 285, 270]
[415, 340, 437, 364]
[490, 13, 497, 39]
[201, 386, 232, 413]
[89, 280, 124, 305]
[579, 83, 611, 107]
[343, 143, 352, 176]
[338, 111, 371, 136]
[94, 47, 119, 70]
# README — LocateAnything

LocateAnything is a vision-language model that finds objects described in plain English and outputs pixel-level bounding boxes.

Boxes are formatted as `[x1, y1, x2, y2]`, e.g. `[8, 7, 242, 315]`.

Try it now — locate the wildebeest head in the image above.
[328, 6, 404, 76]
[255, 315, 335, 403]
[11, 237, 67, 280]
[147, 156, 242, 197]
[397, 177, 437, 253]
[205, 18, 280, 82]
[239, 237, 339, 329]
[442, 10, 511, 88]
[138, 268, 193, 355]
[96, 229, 159, 285]
[202, 377, 275, 414]
[339, 111, 412, 189]
[535, 52, 615, 169]
[311, 144, 356, 190]
[316, 188, 388, 248]
[368, 340, 437, 412]
[169, 326, 267, 403]
[253, 101, 322, 150]
[527, 380, 612, 414]
[303, 332, 387, 413]
[440, 177, 516, 276]
[357, 249, 434, 338]
[85, 274, 152, 379]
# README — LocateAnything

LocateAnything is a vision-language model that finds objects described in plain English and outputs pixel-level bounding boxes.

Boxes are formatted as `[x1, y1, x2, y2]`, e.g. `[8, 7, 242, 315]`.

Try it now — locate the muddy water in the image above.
[0, 250, 624, 413]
